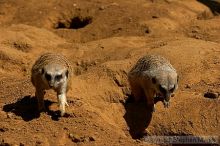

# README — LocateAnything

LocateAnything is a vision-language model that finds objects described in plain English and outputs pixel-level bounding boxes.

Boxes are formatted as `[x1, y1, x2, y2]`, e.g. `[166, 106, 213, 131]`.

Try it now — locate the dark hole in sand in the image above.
[55, 16, 92, 29]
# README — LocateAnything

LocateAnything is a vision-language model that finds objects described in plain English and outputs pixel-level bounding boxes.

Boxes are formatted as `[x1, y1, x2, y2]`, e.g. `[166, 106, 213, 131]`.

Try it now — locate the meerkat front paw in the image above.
[151, 104, 155, 112]
[163, 100, 170, 108]
[59, 105, 65, 116]
[65, 101, 69, 107]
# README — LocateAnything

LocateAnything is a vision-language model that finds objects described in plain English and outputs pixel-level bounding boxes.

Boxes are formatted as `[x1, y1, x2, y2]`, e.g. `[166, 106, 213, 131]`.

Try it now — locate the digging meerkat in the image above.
[31, 53, 72, 116]
[128, 54, 178, 111]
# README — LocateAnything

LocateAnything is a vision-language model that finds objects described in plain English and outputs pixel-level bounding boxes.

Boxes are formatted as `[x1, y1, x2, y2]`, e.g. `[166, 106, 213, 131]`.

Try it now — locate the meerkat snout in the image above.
[151, 71, 178, 106]
[40, 64, 69, 89]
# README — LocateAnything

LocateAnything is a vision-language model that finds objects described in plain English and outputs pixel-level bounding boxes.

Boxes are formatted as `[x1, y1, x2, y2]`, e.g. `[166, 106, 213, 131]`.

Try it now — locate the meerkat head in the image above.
[151, 69, 178, 102]
[41, 64, 69, 89]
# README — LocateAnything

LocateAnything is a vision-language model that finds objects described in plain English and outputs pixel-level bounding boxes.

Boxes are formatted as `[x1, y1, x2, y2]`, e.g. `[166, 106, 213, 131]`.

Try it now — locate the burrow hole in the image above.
[55, 16, 93, 29]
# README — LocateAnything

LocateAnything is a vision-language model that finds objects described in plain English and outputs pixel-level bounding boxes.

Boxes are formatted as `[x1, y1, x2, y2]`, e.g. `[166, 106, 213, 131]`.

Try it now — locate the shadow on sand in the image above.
[197, 0, 220, 15]
[3, 95, 62, 121]
[123, 95, 168, 139]
[123, 95, 154, 139]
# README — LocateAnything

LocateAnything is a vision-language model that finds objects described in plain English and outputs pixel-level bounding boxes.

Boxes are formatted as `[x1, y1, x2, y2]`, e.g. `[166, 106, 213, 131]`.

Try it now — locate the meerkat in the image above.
[128, 54, 178, 111]
[31, 53, 72, 116]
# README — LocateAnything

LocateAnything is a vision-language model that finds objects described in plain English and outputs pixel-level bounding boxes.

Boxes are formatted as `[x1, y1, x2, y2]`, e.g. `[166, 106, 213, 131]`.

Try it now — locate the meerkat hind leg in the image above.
[130, 81, 145, 102]
[143, 89, 155, 112]
[35, 89, 45, 112]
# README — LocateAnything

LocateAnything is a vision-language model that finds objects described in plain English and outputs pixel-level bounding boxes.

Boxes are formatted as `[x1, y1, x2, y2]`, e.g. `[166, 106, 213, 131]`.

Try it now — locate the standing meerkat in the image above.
[128, 54, 178, 111]
[31, 53, 72, 116]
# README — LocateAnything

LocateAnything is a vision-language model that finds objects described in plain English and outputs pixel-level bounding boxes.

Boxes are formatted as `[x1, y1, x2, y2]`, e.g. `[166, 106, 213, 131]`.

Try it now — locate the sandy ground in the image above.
[0, 0, 219, 145]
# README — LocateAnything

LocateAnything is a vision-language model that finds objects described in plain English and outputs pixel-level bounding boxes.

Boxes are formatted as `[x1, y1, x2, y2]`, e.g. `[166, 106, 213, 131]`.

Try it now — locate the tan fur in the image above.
[128, 55, 178, 111]
[31, 53, 73, 116]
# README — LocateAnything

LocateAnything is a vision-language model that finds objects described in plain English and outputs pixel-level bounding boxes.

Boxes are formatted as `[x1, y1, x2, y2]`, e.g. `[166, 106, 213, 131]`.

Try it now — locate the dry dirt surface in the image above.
[0, 0, 220, 145]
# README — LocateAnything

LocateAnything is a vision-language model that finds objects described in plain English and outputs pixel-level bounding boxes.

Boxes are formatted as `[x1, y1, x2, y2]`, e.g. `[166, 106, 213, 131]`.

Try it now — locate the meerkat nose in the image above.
[48, 82, 54, 88]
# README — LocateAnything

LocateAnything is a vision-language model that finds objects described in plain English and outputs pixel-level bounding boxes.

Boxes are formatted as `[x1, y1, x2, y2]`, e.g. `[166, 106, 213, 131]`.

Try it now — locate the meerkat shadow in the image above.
[3, 95, 56, 121]
[123, 95, 154, 139]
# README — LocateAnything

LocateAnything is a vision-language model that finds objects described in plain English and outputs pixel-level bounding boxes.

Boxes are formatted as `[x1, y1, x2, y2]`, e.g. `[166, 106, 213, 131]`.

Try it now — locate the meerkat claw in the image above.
[163, 100, 170, 108]
[65, 101, 69, 107]
[153, 104, 156, 112]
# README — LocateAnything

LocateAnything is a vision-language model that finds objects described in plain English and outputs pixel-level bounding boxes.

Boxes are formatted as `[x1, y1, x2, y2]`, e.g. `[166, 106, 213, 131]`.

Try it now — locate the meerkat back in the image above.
[129, 55, 173, 76]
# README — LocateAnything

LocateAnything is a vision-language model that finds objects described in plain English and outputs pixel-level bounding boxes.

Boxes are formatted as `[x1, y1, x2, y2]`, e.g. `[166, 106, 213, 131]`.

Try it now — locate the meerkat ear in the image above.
[152, 77, 156, 84]
[177, 75, 179, 83]
[65, 70, 69, 78]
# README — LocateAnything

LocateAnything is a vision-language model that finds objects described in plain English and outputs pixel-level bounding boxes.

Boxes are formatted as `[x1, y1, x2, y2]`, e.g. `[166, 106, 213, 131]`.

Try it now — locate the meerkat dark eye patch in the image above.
[159, 85, 167, 94]
[65, 70, 69, 78]
[55, 74, 62, 81]
[41, 68, 45, 74]
[45, 73, 51, 81]
[152, 77, 157, 84]
[169, 85, 175, 93]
